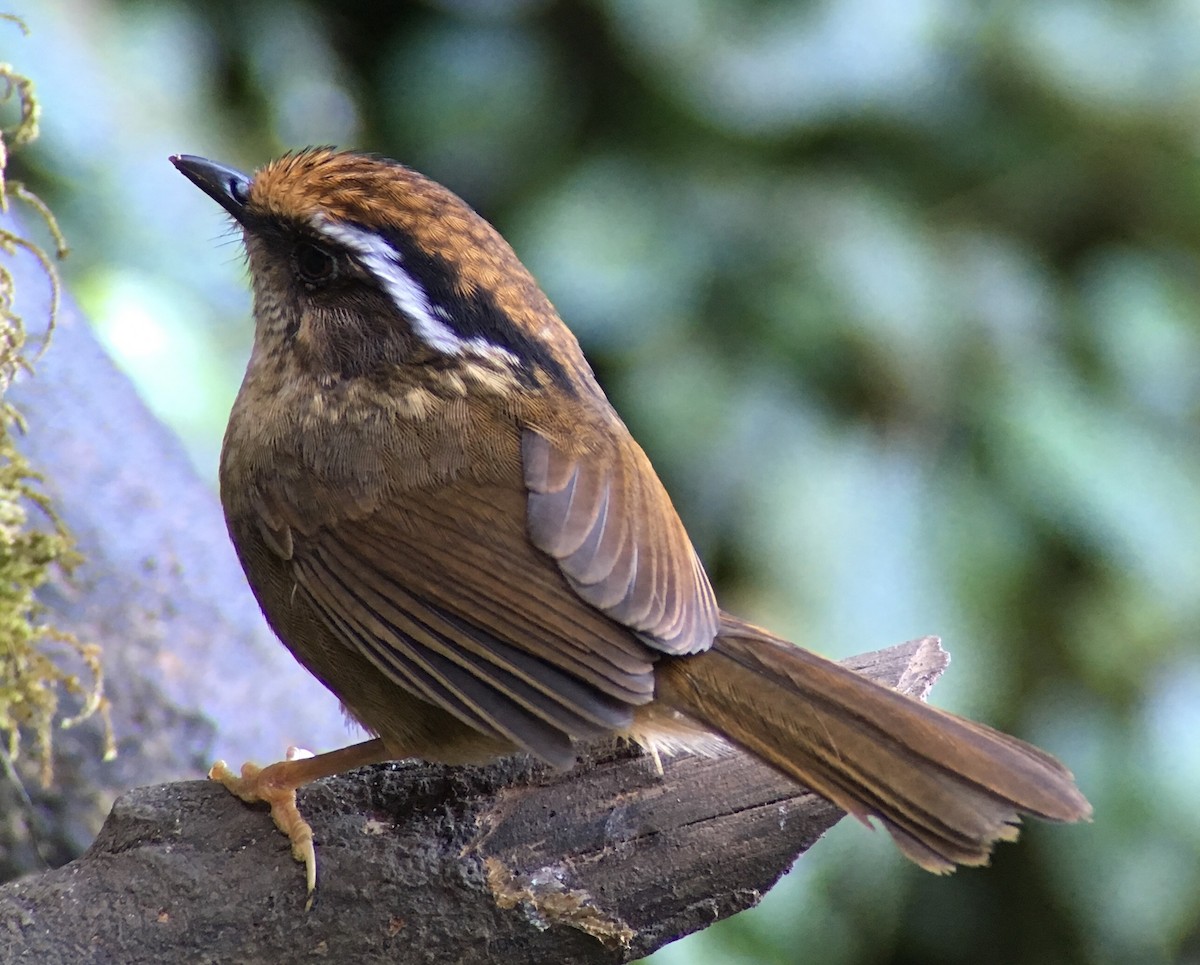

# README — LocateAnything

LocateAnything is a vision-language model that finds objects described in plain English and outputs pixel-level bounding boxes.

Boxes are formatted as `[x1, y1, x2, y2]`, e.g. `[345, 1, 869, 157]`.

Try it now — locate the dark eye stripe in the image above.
[309, 214, 482, 357]
[305, 214, 575, 394]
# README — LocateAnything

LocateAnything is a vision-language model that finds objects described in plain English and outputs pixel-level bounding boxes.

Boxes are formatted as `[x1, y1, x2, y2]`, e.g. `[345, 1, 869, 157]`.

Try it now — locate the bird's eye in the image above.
[293, 241, 337, 287]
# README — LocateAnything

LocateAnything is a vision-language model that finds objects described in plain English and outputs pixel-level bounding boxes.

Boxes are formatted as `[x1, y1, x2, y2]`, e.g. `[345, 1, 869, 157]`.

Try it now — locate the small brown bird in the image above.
[171, 149, 1090, 896]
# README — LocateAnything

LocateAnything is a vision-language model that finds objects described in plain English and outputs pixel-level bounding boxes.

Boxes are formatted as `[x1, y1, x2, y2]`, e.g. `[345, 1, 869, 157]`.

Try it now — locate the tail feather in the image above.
[655, 616, 1091, 872]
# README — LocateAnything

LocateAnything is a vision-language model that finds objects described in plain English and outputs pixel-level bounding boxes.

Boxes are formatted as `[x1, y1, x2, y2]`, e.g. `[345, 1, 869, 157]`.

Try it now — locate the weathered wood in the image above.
[0, 638, 947, 964]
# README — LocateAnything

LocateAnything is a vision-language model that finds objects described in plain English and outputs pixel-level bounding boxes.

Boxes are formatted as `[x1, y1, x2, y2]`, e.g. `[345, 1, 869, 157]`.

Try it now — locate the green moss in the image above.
[0, 16, 112, 787]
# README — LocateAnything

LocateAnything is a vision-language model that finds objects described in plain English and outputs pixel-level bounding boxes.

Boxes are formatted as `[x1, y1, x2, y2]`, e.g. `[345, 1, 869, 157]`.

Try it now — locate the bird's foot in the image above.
[209, 757, 318, 901]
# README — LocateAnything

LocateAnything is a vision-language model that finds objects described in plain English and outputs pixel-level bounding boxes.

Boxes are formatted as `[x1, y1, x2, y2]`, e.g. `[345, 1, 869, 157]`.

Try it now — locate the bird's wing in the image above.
[259, 422, 718, 768]
[281, 475, 646, 767]
[522, 428, 719, 656]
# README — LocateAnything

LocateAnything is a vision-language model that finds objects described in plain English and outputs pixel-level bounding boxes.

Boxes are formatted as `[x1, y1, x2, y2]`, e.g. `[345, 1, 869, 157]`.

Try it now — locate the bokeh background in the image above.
[8, 1, 1200, 962]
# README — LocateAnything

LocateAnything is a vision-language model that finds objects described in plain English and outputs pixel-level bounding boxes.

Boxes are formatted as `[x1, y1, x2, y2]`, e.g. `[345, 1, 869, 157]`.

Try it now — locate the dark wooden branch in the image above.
[0, 638, 947, 964]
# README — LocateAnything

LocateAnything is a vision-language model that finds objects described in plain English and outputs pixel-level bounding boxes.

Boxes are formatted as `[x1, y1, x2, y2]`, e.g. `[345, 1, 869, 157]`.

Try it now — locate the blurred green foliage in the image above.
[10, 0, 1199, 962]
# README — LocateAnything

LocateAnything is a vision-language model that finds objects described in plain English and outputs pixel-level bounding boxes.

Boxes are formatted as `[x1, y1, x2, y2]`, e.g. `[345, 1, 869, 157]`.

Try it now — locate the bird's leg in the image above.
[209, 737, 391, 901]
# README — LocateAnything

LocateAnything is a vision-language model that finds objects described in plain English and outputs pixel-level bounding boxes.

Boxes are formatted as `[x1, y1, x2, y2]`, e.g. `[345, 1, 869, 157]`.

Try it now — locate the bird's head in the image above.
[171, 149, 586, 394]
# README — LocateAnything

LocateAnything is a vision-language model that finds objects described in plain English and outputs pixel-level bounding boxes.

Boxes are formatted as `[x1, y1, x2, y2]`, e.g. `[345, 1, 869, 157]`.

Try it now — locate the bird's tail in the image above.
[655, 615, 1091, 872]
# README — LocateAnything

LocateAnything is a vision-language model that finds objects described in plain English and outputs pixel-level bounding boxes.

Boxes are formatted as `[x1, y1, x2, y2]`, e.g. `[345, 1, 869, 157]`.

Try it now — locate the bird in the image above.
[170, 148, 1091, 898]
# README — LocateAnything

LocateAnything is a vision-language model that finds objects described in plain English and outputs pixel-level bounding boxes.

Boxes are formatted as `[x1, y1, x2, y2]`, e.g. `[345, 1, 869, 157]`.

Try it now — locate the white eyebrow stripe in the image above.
[311, 215, 466, 356]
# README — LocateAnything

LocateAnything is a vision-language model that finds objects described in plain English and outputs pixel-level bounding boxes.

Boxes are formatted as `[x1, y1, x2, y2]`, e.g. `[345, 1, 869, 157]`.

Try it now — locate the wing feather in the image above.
[297, 546, 611, 768]
[523, 429, 719, 655]
[349, 514, 655, 692]
[313, 534, 632, 732]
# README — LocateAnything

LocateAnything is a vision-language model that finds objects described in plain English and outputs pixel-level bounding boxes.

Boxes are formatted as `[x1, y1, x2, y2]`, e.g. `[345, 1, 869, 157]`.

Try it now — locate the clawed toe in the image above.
[209, 757, 318, 897]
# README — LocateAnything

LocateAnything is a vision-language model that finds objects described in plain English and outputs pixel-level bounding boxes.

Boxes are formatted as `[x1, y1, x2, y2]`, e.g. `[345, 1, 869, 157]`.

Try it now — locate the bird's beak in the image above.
[170, 154, 252, 225]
